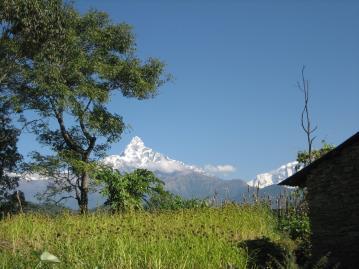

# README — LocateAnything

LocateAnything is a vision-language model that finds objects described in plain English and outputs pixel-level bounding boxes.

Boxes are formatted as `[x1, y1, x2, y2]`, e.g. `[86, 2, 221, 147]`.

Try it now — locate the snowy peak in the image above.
[119, 136, 160, 166]
[124, 136, 145, 153]
[104, 137, 206, 175]
[104, 136, 298, 188]
[131, 136, 144, 145]
[248, 161, 298, 188]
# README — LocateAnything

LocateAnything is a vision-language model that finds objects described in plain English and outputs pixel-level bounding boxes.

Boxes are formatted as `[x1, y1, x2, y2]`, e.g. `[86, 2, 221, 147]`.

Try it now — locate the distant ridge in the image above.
[18, 136, 294, 208]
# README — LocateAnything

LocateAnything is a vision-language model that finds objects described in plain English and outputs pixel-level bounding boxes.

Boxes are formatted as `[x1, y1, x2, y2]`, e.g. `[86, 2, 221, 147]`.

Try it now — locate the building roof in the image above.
[279, 132, 359, 187]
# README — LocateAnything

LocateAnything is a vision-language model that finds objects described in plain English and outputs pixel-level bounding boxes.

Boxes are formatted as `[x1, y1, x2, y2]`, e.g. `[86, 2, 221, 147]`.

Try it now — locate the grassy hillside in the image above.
[0, 205, 293, 268]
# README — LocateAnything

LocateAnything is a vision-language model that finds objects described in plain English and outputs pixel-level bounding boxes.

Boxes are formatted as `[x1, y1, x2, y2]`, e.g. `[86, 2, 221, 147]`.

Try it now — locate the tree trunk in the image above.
[79, 171, 89, 214]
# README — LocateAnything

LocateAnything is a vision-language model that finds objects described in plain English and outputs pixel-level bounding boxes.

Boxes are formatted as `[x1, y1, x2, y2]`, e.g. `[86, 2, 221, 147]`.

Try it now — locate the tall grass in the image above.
[0, 204, 289, 268]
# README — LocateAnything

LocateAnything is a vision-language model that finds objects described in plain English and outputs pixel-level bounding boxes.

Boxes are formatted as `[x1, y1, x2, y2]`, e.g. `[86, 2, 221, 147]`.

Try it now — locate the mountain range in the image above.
[248, 161, 298, 188]
[18, 136, 296, 209]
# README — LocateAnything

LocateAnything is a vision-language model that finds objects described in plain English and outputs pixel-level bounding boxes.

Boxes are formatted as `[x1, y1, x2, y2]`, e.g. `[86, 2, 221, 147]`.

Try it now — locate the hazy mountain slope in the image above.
[17, 180, 105, 209]
[158, 172, 249, 201]
[17, 136, 294, 208]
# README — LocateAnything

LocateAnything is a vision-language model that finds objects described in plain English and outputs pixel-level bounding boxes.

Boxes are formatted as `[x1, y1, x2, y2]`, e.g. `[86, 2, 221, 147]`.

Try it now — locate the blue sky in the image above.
[18, 1, 359, 180]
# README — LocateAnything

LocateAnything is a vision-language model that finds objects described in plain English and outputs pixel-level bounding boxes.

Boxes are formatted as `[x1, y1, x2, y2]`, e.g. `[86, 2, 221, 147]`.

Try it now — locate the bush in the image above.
[279, 210, 310, 241]
[95, 168, 166, 212]
[145, 191, 208, 211]
[278, 189, 311, 266]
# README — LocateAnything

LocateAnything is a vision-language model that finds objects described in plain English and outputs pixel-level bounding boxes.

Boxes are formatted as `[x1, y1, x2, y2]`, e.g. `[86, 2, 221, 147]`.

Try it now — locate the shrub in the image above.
[278, 189, 311, 266]
[95, 168, 166, 212]
[145, 191, 208, 211]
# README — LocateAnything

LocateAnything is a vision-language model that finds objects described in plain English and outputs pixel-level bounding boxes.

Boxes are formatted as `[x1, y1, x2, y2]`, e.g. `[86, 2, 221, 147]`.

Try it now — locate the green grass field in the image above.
[0, 205, 293, 268]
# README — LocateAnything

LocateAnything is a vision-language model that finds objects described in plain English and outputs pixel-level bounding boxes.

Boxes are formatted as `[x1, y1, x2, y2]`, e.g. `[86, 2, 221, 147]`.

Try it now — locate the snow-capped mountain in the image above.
[247, 161, 299, 188]
[102, 137, 252, 201]
[15, 136, 296, 209]
[104, 136, 298, 190]
[103, 136, 206, 175]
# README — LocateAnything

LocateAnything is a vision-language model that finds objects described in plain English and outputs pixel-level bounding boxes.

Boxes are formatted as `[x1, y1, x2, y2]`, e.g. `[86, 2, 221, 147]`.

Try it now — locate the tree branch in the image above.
[298, 65, 316, 164]
[76, 98, 96, 157]
[0, 73, 7, 84]
[52, 106, 84, 154]
[54, 195, 75, 205]
[84, 99, 92, 113]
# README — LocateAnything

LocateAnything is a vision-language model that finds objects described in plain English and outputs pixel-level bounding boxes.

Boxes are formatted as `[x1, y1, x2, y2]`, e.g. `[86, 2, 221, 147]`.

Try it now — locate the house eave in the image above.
[278, 131, 359, 187]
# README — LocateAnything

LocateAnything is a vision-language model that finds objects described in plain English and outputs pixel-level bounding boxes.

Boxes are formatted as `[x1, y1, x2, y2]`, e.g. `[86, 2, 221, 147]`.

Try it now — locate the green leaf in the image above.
[40, 251, 61, 263]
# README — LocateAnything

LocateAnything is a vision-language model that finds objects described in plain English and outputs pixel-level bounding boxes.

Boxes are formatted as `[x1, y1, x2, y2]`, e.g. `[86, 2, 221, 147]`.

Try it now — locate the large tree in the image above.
[0, 100, 22, 213]
[0, 14, 23, 213]
[0, 0, 169, 213]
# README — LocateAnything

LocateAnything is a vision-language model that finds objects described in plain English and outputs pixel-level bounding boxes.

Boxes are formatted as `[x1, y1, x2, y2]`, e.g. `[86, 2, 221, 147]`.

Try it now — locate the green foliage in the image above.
[296, 141, 335, 169]
[0, 204, 286, 268]
[278, 189, 311, 266]
[95, 168, 209, 212]
[95, 168, 166, 212]
[280, 204, 310, 240]
[278, 191, 310, 241]
[279, 210, 310, 242]
[0, 101, 22, 214]
[146, 190, 208, 211]
[0, 0, 169, 212]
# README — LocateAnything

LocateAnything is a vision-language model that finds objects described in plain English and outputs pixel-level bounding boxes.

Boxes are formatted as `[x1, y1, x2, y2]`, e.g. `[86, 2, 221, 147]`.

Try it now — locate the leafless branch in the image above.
[298, 66, 317, 164]
[54, 195, 75, 205]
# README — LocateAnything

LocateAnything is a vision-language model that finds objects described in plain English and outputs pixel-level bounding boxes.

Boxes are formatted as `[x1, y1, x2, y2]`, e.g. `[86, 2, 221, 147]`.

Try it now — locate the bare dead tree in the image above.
[297, 66, 317, 164]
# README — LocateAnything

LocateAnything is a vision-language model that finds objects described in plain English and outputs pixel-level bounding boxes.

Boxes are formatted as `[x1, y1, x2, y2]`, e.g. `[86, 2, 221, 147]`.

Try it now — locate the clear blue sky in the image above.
[18, 1, 359, 180]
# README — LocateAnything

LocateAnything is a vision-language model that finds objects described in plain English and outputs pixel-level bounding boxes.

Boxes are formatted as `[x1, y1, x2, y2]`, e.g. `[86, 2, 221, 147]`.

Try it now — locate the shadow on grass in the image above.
[239, 237, 297, 269]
